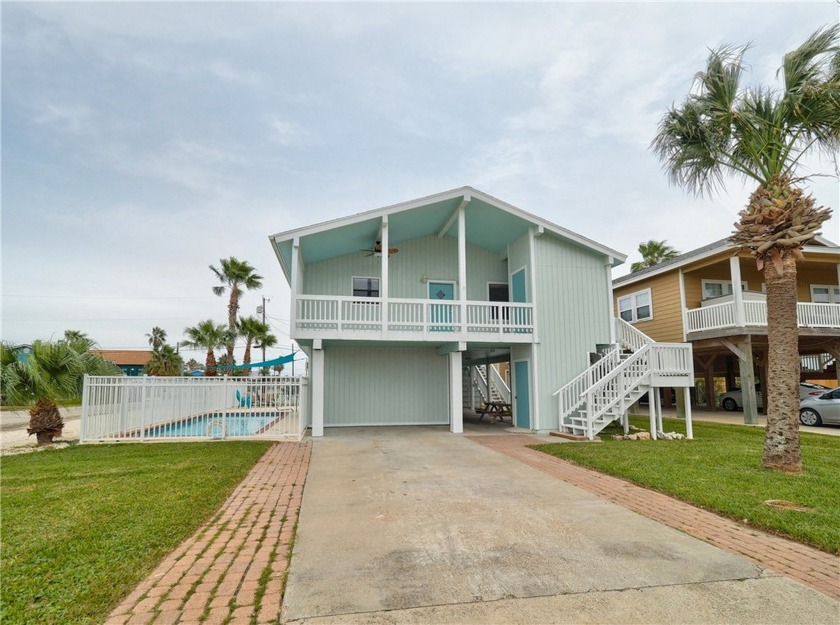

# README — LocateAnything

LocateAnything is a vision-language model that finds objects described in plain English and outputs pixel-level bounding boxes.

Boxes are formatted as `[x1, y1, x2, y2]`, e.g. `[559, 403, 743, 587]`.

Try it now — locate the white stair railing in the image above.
[615, 317, 654, 352]
[553, 345, 621, 424]
[487, 364, 511, 402]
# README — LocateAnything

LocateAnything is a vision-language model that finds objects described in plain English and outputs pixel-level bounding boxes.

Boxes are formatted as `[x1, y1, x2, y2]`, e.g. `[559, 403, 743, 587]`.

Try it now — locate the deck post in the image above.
[311, 346, 325, 437]
[649, 387, 657, 440]
[730, 256, 745, 327]
[449, 350, 463, 433]
[684, 386, 693, 439]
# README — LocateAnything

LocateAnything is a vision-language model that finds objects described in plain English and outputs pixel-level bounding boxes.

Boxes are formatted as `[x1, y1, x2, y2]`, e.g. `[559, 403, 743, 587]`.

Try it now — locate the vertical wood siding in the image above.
[535, 236, 612, 430]
[303, 235, 508, 299]
[324, 347, 448, 425]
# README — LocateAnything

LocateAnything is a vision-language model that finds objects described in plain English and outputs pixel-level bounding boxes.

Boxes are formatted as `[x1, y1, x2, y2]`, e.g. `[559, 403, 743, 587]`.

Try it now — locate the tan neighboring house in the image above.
[612, 236, 840, 423]
[91, 350, 153, 377]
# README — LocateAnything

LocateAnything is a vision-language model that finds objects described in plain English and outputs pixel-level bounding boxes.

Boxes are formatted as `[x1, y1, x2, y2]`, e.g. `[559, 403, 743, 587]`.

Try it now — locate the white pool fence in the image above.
[81, 375, 310, 442]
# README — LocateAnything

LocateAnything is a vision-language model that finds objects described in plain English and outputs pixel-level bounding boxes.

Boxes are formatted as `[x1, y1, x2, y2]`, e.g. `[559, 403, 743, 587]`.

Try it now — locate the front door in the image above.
[514, 360, 530, 429]
[428, 282, 455, 332]
[511, 268, 527, 331]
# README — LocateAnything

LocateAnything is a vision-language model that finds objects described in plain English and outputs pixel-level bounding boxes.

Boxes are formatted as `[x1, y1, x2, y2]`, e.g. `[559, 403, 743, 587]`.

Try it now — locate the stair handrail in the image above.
[553, 345, 621, 422]
[487, 364, 511, 402]
[472, 366, 490, 403]
[615, 317, 654, 352]
[583, 343, 653, 434]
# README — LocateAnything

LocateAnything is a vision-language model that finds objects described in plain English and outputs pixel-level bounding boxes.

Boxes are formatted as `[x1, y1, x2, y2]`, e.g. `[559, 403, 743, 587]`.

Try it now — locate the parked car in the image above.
[799, 387, 840, 426]
[719, 383, 830, 411]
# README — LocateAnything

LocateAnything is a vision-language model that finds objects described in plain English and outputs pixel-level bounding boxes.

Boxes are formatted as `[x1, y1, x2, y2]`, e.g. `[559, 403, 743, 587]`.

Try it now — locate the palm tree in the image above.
[146, 327, 167, 353]
[1, 338, 121, 445]
[237, 316, 278, 368]
[144, 344, 184, 376]
[210, 258, 263, 362]
[182, 320, 228, 377]
[651, 25, 838, 472]
[631, 240, 680, 272]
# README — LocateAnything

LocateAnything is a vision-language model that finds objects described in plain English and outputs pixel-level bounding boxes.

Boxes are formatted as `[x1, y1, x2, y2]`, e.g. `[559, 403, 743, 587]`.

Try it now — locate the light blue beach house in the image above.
[270, 187, 694, 438]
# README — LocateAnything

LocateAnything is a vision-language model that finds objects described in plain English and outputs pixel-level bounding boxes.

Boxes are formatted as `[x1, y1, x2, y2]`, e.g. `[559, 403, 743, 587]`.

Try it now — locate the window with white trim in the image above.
[810, 285, 840, 304]
[618, 289, 652, 323]
[701, 279, 748, 300]
[352, 277, 380, 298]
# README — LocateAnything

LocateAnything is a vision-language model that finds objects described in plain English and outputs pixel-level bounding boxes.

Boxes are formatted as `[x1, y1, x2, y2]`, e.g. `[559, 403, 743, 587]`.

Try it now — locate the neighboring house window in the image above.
[352, 277, 380, 298]
[618, 289, 652, 323]
[810, 285, 840, 304]
[701, 279, 748, 300]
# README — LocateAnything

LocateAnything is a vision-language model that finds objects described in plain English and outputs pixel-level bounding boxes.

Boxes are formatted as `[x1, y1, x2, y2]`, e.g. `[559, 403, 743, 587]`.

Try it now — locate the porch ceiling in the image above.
[290, 197, 532, 266]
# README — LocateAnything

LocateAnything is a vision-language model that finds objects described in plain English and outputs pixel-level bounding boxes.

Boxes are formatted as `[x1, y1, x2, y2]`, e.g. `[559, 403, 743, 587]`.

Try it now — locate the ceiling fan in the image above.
[360, 241, 399, 257]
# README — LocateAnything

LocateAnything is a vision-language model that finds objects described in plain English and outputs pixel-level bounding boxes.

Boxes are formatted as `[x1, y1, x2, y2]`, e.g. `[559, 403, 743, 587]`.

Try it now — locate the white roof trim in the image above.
[269, 186, 627, 263]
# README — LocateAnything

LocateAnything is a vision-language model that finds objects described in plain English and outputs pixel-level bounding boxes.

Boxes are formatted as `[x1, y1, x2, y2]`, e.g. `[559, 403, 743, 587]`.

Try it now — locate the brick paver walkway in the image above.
[106, 442, 311, 625]
[470, 434, 840, 601]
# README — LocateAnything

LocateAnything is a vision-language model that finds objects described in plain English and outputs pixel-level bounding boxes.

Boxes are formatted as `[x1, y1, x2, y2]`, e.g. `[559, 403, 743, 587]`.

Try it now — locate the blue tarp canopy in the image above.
[214, 352, 297, 370]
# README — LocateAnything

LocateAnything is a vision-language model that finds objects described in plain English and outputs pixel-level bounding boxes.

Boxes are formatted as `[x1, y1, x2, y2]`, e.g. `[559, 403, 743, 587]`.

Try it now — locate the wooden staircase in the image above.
[553, 319, 694, 440]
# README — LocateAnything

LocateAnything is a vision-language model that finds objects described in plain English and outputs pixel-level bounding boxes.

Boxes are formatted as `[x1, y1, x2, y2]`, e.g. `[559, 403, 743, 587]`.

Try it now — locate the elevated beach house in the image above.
[270, 187, 694, 438]
[612, 236, 840, 424]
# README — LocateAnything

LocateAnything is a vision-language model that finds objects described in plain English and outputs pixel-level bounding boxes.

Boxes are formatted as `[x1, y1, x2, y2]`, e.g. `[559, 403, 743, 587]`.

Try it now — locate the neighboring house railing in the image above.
[295, 295, 534, 340]
[685, 301, 840, 333]
[81, 375, 308, 443]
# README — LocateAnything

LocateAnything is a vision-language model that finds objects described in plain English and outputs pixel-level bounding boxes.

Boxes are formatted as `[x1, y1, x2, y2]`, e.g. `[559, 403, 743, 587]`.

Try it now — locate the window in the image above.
[488, 283, 509, 322]
[701, 279, 748, 300]
[352, 277, 380, 298]
[810, 285, 840, 304]
[618, 289, 652, 323]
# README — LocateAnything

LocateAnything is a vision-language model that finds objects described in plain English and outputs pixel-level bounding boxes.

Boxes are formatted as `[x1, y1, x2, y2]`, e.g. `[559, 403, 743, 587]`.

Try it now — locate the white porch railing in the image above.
[296, 295, 534, 340]
[686, 301, 840, 334]
[81, 375, 308, 442]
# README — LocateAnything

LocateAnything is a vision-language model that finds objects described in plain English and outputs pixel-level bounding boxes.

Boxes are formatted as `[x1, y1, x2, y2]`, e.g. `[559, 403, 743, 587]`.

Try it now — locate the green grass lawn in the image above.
[1, 441, 272, 625]
[532, 417, 840, 554]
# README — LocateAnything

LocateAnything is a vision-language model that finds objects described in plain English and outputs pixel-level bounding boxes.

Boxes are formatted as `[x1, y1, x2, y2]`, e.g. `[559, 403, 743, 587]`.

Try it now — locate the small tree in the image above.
[146, 327, 167, 353]
[143, 344, 184, 376]
[1, 337, 121, 445]
[182, 320, 228, 377]
[630, 240, 680, 272]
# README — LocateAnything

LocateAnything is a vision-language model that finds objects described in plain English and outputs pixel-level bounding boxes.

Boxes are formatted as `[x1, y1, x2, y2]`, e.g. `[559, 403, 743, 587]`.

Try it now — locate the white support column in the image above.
[730, 256, 745, 326]
[310, 345, 325, 437]
[380, 216, 389, 334]
[648, 388, 657, 441]
[290, 238, 301, 332]
[449, 351, 463, 433]
[457, 204, 467, 334]
[684, 387, 693, 439]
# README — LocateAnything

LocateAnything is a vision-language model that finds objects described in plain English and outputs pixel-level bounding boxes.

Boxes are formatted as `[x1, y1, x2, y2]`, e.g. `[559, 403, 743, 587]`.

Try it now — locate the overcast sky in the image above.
[3, 1, 839, 366]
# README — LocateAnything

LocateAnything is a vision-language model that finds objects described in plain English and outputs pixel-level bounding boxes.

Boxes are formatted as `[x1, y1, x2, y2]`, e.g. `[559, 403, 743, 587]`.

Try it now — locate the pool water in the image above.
[144, 412, 281, 438]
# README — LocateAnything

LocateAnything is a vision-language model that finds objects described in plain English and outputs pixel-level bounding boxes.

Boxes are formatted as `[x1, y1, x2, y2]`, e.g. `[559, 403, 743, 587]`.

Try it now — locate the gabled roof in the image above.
[269, 186, 626, 282]
[92, 350, 154, 366]
[614, 235, 840, 287]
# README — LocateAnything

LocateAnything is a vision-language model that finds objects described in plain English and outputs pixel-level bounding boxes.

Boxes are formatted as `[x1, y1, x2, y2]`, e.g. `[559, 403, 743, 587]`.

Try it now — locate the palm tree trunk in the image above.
[205, 350, 218, 377]
[227, 291, 239, 360]
[761, 253, 802, 472]
[244, 340, 252, 366]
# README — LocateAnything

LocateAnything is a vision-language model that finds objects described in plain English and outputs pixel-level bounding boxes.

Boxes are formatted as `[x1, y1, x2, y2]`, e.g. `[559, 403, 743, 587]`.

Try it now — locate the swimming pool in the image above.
[144, 412, 282, 438]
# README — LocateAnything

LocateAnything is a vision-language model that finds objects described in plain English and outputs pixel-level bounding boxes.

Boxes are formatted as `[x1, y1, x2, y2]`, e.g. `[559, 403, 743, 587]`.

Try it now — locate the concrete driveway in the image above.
[282, 427, 838, 624]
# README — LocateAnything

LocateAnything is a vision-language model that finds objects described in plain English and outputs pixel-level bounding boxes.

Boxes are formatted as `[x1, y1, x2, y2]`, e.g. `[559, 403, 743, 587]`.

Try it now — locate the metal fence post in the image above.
[223, 375, 229, 440]
[140, 375, 148, 441]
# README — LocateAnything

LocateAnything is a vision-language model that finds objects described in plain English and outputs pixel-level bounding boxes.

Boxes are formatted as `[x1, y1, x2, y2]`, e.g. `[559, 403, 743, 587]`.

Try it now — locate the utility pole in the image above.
[260, 296, 267, 364]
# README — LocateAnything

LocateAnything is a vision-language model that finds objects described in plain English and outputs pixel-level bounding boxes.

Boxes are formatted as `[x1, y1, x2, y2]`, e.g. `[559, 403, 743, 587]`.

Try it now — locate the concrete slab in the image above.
[281, 426, 839, 623]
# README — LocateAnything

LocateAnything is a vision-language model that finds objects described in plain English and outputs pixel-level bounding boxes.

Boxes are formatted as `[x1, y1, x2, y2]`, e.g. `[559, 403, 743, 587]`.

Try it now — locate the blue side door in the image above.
[514, 360, 530, 429]
[428, 282, 455, 331]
